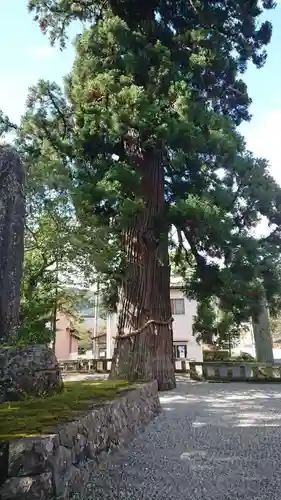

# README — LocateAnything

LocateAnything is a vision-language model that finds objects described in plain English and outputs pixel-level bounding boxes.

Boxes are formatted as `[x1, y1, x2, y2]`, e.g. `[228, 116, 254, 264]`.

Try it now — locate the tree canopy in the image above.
[13, 0, 281, 384]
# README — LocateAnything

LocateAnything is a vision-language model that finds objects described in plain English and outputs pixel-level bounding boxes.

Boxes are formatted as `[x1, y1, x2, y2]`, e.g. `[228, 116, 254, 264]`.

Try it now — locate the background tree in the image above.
[23, 1, 281, 386]
[18, 197, 96, 345]
[193, 298, 248, 355]
[0, 111, 17, 139]
[11, 124, 98, 345]
[269, 309, 281, 344]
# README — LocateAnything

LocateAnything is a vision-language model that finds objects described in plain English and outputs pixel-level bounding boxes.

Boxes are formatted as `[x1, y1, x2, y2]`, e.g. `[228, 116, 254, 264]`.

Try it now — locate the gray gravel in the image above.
[83, 379, 281, 499]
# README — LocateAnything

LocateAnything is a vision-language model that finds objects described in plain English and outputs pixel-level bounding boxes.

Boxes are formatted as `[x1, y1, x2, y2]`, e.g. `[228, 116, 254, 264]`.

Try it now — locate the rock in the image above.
[59, 422, 79, 449]
[64, 464, 90, 499]
[8, 435, 58, 477]
[51, 446, 73, 497]
[0, 473, 54, 500]
[0, 146, 25, 344]
[72, 432, 88, 465]
[0, 344, 63, 403]
[0, 443, 9, 488]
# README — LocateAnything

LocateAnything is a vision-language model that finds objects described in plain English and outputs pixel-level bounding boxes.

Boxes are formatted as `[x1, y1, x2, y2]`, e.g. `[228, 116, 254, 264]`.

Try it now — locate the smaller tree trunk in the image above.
[51, 259, 59, 351]
[252, 298, 274, 363]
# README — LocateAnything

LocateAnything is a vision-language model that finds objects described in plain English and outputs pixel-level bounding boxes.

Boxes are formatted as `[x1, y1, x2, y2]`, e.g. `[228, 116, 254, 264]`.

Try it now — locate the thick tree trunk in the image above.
[110, 149, 176, 390]
[252, 298, 273, 363]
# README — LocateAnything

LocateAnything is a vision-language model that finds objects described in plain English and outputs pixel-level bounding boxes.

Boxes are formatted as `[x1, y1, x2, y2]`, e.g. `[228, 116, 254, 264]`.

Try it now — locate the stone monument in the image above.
[0, 146, 25, 344]
[0, 146, 63, 402]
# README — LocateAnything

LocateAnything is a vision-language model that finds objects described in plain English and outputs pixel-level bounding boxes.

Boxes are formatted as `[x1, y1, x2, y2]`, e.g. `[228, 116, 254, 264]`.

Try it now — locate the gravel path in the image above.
[83, 379, 281, 499]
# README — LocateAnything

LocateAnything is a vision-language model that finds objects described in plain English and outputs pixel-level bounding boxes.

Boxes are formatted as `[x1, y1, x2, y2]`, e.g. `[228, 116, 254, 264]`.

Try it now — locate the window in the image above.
[173, 344, 187, 359]
[171, 298, 185, 315]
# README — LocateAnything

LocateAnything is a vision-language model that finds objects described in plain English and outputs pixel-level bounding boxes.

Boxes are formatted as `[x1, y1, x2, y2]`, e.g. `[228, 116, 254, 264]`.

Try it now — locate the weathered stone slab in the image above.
[51, 446, 73, 498]
[0, 344, 63, 403]
[0, 146, 25, 344]
[8, 435, 58, 477]
[0, 443, 8, 488]
[0, 472, 54, 500]
[0, 382, 161, 499]
[64, 463, 90, 499]
[58, 422, 79, 449]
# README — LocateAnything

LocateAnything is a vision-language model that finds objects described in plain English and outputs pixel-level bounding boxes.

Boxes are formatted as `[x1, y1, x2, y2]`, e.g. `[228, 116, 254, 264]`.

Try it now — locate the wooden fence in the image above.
[189, 361, 281, 382]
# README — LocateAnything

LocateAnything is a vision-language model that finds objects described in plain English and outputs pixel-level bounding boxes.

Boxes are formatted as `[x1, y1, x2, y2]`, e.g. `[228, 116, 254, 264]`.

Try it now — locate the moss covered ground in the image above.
[0, 379, 131, 440]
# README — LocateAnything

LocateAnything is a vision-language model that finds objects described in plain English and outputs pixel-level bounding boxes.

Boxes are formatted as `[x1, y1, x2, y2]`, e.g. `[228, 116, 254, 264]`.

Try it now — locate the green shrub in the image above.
[203, 350, 229, 361]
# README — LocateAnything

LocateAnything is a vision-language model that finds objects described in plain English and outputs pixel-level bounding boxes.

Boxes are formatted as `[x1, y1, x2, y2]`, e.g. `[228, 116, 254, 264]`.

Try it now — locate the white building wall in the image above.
[106, 288, 203, 362]
[170, 288, 202, 362]
[170, 288, 196, 340]
[106, 313, 117, 358]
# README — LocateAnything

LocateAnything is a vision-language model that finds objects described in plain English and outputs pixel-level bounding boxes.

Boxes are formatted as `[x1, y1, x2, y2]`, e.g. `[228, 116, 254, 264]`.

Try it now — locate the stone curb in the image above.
[0, 381, 161, 500]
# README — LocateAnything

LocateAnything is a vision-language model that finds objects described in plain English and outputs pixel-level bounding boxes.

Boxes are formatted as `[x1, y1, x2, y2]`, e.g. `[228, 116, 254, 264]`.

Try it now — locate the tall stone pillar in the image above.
[0, 146, 25, 344]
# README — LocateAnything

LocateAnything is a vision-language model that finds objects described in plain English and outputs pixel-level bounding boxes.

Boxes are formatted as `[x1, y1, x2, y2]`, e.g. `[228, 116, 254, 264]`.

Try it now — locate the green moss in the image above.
[0, 380, 132, 440]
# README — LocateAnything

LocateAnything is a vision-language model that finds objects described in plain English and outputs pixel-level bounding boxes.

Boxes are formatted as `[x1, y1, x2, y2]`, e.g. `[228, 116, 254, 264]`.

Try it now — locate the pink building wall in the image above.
[54, 313, 79, 360]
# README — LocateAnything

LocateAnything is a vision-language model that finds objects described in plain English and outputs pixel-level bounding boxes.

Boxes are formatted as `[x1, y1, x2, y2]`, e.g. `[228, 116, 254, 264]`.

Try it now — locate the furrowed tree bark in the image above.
[110, 144, 176, 390]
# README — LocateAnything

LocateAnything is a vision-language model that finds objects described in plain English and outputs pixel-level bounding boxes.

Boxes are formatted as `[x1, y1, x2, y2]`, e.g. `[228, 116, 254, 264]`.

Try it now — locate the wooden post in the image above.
[240, 364, 246, 379]
[189, 362, 197, 379]
[202, 363, 208, 379]
[253, 365, 259, 379]
[227, 365, 233, 380]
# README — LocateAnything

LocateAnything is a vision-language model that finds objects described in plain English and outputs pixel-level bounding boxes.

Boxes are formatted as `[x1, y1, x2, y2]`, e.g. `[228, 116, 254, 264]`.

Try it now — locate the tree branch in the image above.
[45, 86, 70, 138]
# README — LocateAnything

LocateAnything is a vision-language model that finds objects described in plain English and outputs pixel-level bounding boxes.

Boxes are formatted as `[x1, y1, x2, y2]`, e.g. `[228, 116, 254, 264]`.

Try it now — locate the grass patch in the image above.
[0, 380, 132, 441]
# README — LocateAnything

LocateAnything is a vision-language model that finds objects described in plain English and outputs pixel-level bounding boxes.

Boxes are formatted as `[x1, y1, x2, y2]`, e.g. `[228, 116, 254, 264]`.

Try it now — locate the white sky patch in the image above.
[243, 109, 281, 186]
[0, 131, 15, 145]
[27, 46, 55, 58]
[0, 80, 29, 124]
[242, 108, 281, 237]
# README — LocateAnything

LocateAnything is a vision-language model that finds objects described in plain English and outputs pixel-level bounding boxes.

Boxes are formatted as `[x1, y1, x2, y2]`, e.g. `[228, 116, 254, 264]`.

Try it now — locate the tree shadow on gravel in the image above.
[160, 379, 281, 428]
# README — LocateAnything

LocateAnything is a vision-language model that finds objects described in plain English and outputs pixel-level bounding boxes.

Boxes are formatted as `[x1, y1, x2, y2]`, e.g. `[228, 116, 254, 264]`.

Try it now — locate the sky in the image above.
[1, 2, 281, 188]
